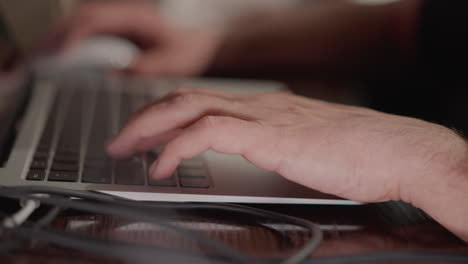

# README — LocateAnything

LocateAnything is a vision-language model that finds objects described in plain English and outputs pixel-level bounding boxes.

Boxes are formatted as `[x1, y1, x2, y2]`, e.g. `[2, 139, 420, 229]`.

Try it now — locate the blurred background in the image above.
[0, 0, 360, 103]
[0, 0, 299, 56]
[1, 0, 467, 135]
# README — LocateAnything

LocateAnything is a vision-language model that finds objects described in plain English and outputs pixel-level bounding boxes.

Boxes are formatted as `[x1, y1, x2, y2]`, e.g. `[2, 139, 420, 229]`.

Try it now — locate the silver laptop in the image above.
[0, 71, 359, 205]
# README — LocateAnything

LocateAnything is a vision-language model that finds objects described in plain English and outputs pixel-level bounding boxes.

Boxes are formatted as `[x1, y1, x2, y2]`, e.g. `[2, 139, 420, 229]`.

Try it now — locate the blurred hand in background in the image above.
[39, 0, 222, 76]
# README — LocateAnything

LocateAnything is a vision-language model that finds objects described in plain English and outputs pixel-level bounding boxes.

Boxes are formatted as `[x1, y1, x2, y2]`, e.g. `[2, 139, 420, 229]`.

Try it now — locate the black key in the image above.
[53, 154, 79, 163]
[148, 174, 177, 187]
[84, 158, 109, 168]
[83, 88, 112, 183]
[114, 157, 145, 185]
[50, 162, 79, 172]
[48, 171, 78, 182]
[178, 168, 207, 178]
[54, 88, 82, 164]
[26, 170, 46, 181]
[178, 168, 210, 188]
[35, 93, 59, 154]
[54, 150, 79, 157]
[179, 158, 204, 169]
[30, 159, 48, 170]
[145, 152, 177, 186]
[82, 166, 111, 184]
[179, 177, 210, 188]
[36, 145, 50, 153]
[34, 151, 49, 159]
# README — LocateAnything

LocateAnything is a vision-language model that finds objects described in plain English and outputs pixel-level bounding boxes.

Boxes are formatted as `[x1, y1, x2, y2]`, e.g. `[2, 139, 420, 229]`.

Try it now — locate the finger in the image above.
[125, 52, 205, 78]
[168, 86, 244, 101]
[57, 4, 162, 51]
[58, 12, 135, 51]
[124, 52, 170, 76]
[106, 87, 242, 154]
[106, 92, 243, 158]
[149, 116, 278, 179]
[119, 86, 232, 121]
[133, 128, 183, 153]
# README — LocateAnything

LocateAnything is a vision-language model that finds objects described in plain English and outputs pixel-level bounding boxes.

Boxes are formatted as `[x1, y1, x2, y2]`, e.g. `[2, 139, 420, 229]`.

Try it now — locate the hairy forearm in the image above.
[209, 0, 422, 77]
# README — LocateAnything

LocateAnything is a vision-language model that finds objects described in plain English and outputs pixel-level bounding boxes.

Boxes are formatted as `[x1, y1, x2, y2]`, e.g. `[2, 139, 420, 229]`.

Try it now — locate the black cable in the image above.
[5, 186, 468, 264]
[35, 207, 61, 228]
[0, 191, 250, 264]
[0, 202, 63, 256]
[0, 186, 324, 264]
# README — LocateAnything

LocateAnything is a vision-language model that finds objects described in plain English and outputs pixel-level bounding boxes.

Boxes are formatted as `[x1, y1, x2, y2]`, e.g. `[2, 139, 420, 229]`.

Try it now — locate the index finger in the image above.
[106, 92, 240, 158]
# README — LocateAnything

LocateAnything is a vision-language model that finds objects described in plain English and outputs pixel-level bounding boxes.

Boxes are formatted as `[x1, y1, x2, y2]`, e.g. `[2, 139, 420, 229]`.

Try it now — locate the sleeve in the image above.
[418, 0, 468, 76]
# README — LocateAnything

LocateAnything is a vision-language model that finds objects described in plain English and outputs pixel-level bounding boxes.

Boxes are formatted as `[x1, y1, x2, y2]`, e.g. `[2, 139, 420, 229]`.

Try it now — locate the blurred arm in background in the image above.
[40, 0, 422, 78]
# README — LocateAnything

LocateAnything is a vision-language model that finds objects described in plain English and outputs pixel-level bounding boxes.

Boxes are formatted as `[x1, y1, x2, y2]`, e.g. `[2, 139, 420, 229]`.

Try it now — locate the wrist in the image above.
[402, 128, 468, 241]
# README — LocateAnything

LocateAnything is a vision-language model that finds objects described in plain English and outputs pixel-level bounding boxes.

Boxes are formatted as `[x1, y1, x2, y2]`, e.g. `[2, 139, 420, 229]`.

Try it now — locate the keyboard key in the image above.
[148, 174, 177, 187]
[34, 151, 49, 160]
[82, 166, 111, 184]
[36, 145, 51, 153]
[54, 88, 82, 166]
[26, 170, 46, 181]
[83, 88, 112, 184]
[48, 171, 78, 182]
[50, 162, 79, 172]
[30, 159, 48, 170]
[114, 157, 145, 185]
[54, 152, 78, 162]
[178, 168, 206, 178]
[35, 92, 59, 154]
[178, 168, 210, 188]
[55, 150, 79, 157]
[179, 158, 204, 169]
[145, 152, 178, 186]
[84, 158, 109, 168]
[179, 177, 210, 188]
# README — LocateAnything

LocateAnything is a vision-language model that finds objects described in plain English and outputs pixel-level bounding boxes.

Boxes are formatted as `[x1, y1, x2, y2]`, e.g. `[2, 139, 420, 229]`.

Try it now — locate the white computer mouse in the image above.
[32, 36, 140, 75]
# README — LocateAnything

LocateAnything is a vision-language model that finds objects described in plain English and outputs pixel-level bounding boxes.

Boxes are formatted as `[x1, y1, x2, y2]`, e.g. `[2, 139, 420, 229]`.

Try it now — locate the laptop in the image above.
[0, 70, 360, 205]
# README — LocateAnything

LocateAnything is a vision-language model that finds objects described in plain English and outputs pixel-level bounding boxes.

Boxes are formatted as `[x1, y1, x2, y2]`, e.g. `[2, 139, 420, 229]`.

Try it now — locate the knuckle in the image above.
[171, 93, 200, 106]
[198, 116, 223, 130]
[170, 87, 191, 96]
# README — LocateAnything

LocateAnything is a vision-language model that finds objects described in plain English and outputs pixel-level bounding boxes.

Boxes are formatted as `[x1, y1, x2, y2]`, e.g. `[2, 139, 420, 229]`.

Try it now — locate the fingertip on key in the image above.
[105, 138, 130, 159]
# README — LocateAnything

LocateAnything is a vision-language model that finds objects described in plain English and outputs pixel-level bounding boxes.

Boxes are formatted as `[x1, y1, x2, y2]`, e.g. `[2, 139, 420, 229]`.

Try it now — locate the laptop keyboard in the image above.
[26, 76, 210, 188]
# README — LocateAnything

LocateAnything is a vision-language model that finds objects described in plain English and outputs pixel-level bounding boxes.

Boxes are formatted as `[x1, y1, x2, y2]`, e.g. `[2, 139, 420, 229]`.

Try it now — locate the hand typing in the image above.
[107, 88, 466, 201]
[107, 87, 468, 240]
